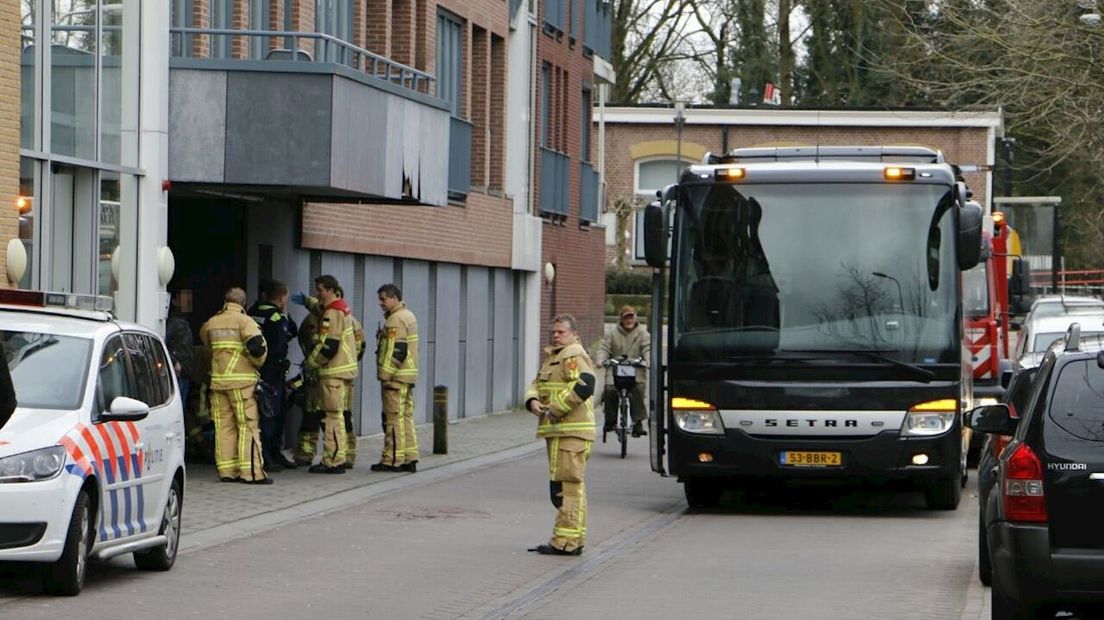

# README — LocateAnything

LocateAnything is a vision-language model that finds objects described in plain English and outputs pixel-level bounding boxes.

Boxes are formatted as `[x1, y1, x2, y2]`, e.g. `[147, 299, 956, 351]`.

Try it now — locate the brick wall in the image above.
[0, 0, 18, 285]
[536, 0, 606, 349]
[301, 193, 514, 268]
[391, 0, 414, 66]
[365, 0, 390, 56]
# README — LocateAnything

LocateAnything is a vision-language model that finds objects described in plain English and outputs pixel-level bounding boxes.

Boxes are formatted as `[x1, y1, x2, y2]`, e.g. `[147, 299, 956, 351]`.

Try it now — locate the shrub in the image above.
[605, 268, 652, 294]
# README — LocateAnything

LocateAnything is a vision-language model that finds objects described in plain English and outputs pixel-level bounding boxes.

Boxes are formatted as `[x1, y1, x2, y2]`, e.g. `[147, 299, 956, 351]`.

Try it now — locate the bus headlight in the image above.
[0, 446, 66, 483]
[901, 399, 957, 437]
[672, 397, 724, 435]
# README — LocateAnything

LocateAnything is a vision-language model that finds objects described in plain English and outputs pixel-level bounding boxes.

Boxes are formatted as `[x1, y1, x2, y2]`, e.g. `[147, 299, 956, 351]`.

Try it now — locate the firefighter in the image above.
[371, 283, 419, 473]
[344, 297, 367, 468]
[304, 275, 358, 474]
[290, 297, 324, 467]
[199, 287, 271, 484]
[248, 278, 298, 471]
[526, 314, 596, 556]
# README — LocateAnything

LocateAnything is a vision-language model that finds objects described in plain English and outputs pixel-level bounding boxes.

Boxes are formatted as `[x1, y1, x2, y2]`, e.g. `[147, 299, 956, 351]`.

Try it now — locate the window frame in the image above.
[436, 9, 464, 117]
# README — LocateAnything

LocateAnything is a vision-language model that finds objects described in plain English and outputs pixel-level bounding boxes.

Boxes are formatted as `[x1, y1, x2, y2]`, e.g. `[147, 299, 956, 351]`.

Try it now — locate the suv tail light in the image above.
[1002, 443, 1047, 523]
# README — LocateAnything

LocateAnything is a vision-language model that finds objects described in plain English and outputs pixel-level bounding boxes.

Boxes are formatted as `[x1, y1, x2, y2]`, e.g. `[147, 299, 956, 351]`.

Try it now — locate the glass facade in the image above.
[18, 0, 142, 311]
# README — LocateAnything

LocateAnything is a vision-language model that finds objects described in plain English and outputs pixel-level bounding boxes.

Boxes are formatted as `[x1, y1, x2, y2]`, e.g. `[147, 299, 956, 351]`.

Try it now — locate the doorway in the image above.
[167, 197, 248, 333]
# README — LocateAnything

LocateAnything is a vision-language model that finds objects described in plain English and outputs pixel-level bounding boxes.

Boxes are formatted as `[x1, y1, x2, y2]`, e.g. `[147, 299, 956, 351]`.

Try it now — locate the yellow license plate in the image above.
[780, 451, 842, 467]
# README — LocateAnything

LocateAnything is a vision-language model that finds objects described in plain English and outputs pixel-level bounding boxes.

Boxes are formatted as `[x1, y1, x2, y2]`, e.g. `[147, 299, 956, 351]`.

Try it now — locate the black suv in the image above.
[967, 324, 1104, 619]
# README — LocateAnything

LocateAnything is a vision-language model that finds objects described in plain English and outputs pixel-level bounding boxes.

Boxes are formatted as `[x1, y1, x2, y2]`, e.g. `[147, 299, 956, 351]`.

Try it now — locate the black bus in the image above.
[641, 146, 983, 510]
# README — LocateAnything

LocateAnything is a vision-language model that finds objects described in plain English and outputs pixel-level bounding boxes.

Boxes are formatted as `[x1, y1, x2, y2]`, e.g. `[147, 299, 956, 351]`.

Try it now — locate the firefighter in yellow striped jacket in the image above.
[525, 314, 596, 556]
[371, 283, 419, 472]
[199, 287, 270, 484]
[304, 275, 358, 474]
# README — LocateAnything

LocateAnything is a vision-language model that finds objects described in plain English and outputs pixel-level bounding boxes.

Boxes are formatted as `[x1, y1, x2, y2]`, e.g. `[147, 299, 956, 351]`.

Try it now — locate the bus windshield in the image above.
[671, 182, 959, 366]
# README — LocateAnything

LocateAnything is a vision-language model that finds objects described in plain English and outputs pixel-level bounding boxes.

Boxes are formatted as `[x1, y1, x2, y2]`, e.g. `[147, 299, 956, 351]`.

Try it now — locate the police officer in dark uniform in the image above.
[249, 278, 298, 471]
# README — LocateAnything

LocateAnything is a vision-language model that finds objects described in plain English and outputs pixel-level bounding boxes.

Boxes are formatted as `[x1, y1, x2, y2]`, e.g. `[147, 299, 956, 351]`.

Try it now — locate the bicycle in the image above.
[602, 356, 647, 459]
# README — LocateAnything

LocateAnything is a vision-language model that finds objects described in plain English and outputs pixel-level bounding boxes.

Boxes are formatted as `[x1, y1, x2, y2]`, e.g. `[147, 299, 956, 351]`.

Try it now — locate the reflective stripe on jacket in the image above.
[376, 303, 418, 385]
[199, 302, 266, 390]
[528, 340, 596, 441]
[307, 301, 358, 380]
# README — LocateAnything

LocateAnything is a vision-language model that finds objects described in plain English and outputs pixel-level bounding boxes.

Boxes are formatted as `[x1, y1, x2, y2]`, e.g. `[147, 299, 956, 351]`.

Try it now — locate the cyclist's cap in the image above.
[619, 306, 637, 318]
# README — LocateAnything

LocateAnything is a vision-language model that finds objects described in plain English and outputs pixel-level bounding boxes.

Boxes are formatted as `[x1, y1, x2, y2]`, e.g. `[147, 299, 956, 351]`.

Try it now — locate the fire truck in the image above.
[964, 209, 1017, 401]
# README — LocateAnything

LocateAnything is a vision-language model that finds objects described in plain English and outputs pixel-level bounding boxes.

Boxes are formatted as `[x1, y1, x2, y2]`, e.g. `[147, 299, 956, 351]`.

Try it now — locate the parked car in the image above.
[1023, 294, 1104, 320]
[975, 352, 1044, 586]
[966, 323, 1104, 618]
[1014, 313, 1104, 365]
[0, 290, 186, 595]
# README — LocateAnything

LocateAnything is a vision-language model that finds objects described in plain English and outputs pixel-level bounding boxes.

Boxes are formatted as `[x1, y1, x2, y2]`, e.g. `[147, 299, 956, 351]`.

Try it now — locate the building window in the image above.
[211, 0, 233, 59]
[632, 158, 689, 259]
[540, 62, 550, 148]
[436, 10, 463, 116]
[581, 87, 591, 162]
[316, 0, 354, 62]
[171, 0, 193, 57]
[249, 0, 271, 59]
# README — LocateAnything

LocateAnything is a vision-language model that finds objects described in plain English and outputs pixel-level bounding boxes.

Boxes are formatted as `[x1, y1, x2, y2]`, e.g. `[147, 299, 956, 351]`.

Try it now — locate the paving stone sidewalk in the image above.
[181, 409, 540, 541]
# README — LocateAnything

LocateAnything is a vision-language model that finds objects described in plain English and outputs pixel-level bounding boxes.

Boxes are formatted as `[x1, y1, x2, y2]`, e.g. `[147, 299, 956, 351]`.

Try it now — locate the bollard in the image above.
[433, 385, 448, 454]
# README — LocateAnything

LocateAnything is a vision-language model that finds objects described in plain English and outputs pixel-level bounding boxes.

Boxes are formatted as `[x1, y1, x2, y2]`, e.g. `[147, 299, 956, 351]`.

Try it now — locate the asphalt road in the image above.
[0, 433, 1016, 619]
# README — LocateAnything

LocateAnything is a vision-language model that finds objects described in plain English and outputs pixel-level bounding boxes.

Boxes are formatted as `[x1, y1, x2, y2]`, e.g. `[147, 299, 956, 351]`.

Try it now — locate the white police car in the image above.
[0, 290, 185, 595]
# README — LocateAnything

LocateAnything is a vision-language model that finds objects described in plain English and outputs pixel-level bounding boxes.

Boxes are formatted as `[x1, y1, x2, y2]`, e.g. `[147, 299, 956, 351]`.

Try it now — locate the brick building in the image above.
[599, 107, 1004, 268]
[0, 0, 17, 286]
[534, 0, 613, 348]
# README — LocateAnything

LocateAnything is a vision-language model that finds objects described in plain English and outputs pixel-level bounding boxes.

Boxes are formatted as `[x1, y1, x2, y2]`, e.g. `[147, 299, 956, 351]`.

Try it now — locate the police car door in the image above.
[123, 332, 174, 534]
[94, 334, 148, 540]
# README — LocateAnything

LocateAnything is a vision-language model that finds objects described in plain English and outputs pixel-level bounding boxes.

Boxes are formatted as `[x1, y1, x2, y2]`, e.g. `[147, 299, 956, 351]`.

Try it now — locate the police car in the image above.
[0, 290, 185, 595]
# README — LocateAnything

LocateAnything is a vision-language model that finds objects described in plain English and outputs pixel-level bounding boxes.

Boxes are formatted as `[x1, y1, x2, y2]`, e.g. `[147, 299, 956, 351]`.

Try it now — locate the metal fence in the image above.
[169, 28, 435, 94]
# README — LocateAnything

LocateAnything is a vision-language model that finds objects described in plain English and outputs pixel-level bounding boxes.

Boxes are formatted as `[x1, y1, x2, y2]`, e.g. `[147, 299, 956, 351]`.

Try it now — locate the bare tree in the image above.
[609, 0, 699, 103]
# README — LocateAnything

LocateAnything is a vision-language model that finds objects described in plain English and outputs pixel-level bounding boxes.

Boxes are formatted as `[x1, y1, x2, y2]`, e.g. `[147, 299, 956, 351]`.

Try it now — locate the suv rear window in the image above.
[1045, 360, 1104, 453]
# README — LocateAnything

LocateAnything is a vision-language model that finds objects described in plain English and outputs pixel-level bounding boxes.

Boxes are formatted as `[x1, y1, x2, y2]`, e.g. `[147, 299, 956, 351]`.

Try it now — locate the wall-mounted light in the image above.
[157, 246, 176, 286]
[6, 238, 27, 285]
[15, 196, 31, 215]
[543, 262, 555, 285]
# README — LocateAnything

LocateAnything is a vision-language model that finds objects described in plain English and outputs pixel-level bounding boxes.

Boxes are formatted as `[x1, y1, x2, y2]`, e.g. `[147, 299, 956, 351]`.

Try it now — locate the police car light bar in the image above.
[0, 289, 114, 313]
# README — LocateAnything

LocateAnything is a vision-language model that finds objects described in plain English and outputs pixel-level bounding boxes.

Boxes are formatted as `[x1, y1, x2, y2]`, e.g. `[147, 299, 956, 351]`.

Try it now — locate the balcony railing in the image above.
[579, 162, 598, 223]
[169, 28, 435, 95]
[449, 116, 472, 201]
[540, 148, 569, 216]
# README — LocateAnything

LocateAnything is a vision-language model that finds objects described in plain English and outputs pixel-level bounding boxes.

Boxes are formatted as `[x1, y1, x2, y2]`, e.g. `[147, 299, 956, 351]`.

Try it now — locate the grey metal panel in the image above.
[356, 256, 396, 434]
[398, 260, 430, 424]
[491, 269, 516, 411]
[224, 72, 332, 186]
[168, 69, 227, 182]
[434, 263, 461, 420]
[464, 267, 490, 416]
[330, 77, 449, 205]
[330, 80, 388, 196]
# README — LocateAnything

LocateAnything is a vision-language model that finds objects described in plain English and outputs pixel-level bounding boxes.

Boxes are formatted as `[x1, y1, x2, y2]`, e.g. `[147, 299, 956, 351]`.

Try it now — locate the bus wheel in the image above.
[684, 478, 722, 509]
[924, 477, 961, 510]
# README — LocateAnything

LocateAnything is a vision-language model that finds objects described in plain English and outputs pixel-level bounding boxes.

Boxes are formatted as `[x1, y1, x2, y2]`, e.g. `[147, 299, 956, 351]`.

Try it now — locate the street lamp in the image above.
[872, 271, 904, 315]
[673, 101, 686, 184]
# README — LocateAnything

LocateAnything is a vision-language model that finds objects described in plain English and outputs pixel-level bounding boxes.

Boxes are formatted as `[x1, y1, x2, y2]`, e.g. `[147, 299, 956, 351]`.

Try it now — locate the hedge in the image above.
[606, 269, 652, 294]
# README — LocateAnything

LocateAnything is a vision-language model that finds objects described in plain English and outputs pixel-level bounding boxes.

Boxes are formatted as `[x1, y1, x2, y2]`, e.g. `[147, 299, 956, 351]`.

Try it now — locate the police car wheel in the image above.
[43, 490, 93, 596]
[135, 478, 182, 571]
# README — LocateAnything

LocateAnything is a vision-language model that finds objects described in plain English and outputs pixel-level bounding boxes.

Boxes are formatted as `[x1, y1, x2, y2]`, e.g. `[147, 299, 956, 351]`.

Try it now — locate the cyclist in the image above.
[595, 305, 650, 437]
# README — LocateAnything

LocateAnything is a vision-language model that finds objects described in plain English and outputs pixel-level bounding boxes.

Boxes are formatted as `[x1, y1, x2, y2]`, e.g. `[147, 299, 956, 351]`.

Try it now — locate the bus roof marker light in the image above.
[715, 167, 746, 181]
[884, 166, 916, 181]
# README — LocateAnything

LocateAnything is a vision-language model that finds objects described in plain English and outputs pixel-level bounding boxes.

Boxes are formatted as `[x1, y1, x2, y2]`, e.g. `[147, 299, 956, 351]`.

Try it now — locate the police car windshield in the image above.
[671, 182, 958, 366]
[2, 330, 93, 410]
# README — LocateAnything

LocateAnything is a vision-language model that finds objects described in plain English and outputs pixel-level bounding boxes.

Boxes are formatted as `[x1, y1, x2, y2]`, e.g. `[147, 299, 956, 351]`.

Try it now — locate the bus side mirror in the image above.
[957, 201, 982, 271]
[1009, 257, 1033, 313]
[643, 202, 667, 268]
